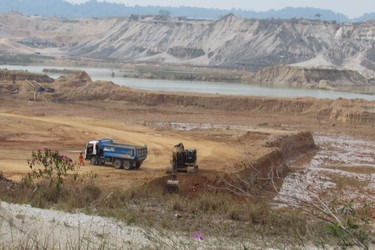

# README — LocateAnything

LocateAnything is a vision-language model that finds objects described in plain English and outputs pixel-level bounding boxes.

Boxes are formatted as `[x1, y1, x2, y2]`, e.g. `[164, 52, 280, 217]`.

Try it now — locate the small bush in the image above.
[82, 183, 102, 202]
[23, 148, 79, 192]
[170, 197, 185, 212]
[30, 184, 63, 208]
[197, 193, 228, 212]
[227, 205, 242, 221]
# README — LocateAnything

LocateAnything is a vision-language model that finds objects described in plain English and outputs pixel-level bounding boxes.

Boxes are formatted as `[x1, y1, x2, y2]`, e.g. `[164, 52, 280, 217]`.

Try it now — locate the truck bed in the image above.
[99, 140, 147, 162]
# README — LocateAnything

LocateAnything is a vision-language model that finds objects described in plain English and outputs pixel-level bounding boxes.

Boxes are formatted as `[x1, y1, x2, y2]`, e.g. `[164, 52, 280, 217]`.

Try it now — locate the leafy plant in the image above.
[322, 199, 372, 249]
[23, 148, 80, 191]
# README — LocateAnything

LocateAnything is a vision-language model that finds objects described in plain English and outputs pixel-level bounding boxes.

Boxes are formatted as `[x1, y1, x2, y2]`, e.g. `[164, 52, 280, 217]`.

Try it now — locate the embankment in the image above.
[1, 71, 374, 125]
[51, 75, 375, 125]
[155, 130, 317, 198]
[222, 130, 317, 197]
[248, 65, 371, 91]
[0, 70, 54, 83]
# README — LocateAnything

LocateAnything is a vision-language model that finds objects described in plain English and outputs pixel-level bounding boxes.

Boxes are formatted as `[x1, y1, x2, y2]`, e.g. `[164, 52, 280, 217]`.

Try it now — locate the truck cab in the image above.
[84, 140, 102, 164]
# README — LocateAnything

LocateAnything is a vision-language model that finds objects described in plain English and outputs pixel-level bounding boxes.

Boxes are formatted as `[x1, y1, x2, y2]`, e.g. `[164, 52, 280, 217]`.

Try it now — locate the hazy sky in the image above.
[66, 0, 374, 18]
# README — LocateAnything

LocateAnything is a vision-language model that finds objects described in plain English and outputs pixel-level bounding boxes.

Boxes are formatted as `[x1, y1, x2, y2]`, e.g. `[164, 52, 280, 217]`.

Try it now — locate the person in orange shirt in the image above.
[79, 152, 85, 166]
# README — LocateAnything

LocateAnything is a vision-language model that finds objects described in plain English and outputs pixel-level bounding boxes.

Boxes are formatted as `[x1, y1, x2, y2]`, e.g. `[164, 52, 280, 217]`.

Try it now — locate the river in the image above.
[2, 65, 375, 100]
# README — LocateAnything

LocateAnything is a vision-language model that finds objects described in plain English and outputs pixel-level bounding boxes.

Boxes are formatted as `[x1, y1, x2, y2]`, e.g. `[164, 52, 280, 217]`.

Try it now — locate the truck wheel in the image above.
[114, 159, 123, 169]
[134, 162, 141, 169]
[123, 160, 133, 170]
[90, 157, 97, 165]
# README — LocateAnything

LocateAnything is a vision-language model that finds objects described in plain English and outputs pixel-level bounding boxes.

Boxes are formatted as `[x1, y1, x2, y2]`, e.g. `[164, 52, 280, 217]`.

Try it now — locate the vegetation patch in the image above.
[0, 148, 372, 249]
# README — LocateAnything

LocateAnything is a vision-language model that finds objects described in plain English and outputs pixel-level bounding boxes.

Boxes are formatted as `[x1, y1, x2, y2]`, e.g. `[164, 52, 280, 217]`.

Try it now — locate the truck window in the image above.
[87, 144, 93, 155]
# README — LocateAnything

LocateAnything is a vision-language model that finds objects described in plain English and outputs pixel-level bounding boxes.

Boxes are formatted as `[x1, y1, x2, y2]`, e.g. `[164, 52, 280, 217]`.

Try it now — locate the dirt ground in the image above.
[0, 74, 374, 193]
[0, 101, 293, 191]
[1, 73, 375, 247]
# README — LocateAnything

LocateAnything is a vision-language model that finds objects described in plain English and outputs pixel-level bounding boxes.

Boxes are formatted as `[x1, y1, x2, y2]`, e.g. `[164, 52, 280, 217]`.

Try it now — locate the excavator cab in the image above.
[166, 143, 198, 192]
[167, 143, 198, 174]
[185, 148, 197, 165]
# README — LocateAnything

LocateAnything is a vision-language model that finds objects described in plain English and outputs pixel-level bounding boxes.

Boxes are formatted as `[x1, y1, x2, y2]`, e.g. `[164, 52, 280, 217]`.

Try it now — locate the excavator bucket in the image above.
[167, 161, 179, 193]
[166, 180, 179, 193]
[166, 165, 173, 174]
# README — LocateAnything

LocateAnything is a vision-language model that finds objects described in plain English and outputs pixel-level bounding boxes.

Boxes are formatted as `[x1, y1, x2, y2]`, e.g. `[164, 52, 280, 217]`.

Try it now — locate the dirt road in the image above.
[0, 111, 244, 190]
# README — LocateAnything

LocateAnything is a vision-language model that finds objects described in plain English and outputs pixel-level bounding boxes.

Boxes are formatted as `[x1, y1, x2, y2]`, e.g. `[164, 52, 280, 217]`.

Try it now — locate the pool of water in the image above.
[2, 65, 375, 100]
[275, 135, 375, 207]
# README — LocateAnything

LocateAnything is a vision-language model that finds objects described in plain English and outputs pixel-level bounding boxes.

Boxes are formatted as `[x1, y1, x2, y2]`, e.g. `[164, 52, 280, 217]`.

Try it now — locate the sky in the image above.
[66, 0, 374, 18]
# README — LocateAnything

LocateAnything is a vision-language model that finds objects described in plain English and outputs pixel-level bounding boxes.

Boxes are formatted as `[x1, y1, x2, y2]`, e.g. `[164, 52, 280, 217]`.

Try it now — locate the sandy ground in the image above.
[0, 87, 309, 191]
[0, 88, 303, 249]
[0, 111, 247, 189]
[0, 77, 374, 195]
[0, 77, 375, 248]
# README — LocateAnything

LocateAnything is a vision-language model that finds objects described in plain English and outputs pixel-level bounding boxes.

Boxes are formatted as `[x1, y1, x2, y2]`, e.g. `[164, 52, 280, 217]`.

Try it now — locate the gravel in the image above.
[0, 201, 157, 249]
[0, 201, 251, 249]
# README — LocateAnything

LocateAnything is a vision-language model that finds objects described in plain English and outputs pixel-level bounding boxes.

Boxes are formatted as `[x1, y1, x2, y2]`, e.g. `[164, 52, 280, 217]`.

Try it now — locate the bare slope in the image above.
[1, 13, 375, 75]
[1, 71, 374, 126]
[246, 65, 374, 92]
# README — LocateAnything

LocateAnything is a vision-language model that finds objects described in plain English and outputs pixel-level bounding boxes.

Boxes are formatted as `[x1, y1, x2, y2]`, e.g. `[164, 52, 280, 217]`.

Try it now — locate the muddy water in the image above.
[152, 122, 254, 131]
[154, 122, 375, 206]
[312, 135, 375, 168]
[276, 135, 375, 206]
[2, 65, 375, 100]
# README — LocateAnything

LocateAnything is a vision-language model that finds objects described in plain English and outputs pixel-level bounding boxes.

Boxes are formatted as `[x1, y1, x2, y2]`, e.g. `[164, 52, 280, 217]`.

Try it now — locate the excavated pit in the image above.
[0, 71, 371, 197]
[151, 130, 317, 198]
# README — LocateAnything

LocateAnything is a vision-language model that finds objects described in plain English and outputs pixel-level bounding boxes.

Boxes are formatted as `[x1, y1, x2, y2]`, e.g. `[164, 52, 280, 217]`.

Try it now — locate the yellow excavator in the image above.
[166, 143, 198, 192]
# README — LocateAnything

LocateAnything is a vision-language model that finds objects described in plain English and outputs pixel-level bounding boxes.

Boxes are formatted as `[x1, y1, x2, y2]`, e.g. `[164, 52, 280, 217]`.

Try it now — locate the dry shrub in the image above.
[100, 189, 128, 209]
[81, 183, 102, 203]
[169, 197, 185, 212]
[227, 205, 242, 221]
[196, 192, 229, 213]
[246, 202, 271, 225]
[30, 184, 62, 208]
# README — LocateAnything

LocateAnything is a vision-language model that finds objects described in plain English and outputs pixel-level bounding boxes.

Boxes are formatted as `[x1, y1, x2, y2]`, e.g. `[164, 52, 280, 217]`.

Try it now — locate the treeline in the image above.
[1, 0, 371, 22]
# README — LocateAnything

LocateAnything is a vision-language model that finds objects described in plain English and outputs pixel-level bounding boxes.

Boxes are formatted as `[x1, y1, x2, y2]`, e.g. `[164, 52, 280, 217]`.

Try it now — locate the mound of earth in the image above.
[0, 69, 54, 83]
[247, 65, 370, 90]
[51, 72, 375, 125]
[1, 71, 374, 125]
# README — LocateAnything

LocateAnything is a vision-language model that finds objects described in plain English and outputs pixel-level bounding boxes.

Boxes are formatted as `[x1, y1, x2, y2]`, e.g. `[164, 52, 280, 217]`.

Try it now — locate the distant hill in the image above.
[1, 12, 375, 77]
[0, 0, 372, 22]
[355, 13, 375, 22]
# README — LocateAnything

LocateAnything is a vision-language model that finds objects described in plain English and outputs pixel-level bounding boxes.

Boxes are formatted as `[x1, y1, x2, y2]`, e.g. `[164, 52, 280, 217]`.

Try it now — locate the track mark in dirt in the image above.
[0, 113, 240, 189]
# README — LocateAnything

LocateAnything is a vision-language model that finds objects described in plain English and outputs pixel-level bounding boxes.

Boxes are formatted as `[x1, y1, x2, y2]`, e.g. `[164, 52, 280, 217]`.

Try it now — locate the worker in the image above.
[79, 152, 85, 166]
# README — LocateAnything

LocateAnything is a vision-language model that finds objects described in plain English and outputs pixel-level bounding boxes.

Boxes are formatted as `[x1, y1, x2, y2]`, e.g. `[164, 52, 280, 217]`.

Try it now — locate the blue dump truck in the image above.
[84, 138, 147, 170]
